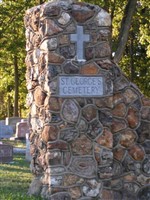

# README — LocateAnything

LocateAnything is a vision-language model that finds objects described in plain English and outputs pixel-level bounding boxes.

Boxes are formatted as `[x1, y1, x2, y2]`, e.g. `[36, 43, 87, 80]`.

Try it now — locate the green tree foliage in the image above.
[0, 0, 149, 119]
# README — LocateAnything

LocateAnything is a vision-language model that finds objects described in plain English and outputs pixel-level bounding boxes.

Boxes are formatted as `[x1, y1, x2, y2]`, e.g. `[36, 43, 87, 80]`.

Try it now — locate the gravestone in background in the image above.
[0, 122, 14, 139]
[25, 0, 150, 199]
[5, 117, 22, 132]
[15, 119, 29, 139]
[0, 144, 13, 163]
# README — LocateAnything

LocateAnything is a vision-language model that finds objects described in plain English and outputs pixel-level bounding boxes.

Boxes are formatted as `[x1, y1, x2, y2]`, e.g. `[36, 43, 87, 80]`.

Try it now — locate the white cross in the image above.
[70, 25, 90, 62]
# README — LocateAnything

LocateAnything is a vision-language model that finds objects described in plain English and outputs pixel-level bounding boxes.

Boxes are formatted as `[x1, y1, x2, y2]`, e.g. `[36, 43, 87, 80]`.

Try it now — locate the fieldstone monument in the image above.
[25, 0, 150, 199]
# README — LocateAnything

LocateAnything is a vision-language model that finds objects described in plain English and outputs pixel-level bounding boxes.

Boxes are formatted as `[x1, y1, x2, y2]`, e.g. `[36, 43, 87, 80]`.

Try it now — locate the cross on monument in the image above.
[70, 25, 90, 62]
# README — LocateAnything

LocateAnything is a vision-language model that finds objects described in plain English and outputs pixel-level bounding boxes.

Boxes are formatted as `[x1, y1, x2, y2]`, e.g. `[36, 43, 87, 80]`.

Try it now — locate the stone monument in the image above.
[24, 0, 150, 199]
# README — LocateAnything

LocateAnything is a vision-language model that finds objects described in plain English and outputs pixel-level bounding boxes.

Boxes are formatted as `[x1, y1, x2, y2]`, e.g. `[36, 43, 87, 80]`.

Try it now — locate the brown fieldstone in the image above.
[113, 147, 126, 161]
[91, 29, 111, 44]
[61, 100, 80, 123]
[71, 3, 95, 23]
[126, 107, 139, 128]
[34, 87, 46, 106]
[82, 105, 97, 122]
[63, 61, 79, 74]
[96, 128, 113, 148]
[48, 51, 65, 64]
[112, 118, 126, 133]
[123, 172, 137, 182]
[44, 97, 63, 112]
[59, 34, 69, 45]
[120, 129, 137, 148]
[44, 19, 63, 36]
[96, 59, 112, 70]
[95, 42, 111, 58]
[80, 63, 99, 74]
[112, 103, 127, 117]
[69, 187, 82, 199]
[95, 96, 113, 109]
[113, 92, 124, 105]
[85, 47, 95, 60]
[41, 125, 59, 142]
[123, 88, 138, 104]
[47, 141, 68, 150]
[141, 107, 150, 121]
[128, 145, 145, 161]
[142, 97, 150, 106]
[101, 189, 114, 200]
[71, 134, 92, 155]
[42, 5, 60, 17]
[63, 174, 83, 187]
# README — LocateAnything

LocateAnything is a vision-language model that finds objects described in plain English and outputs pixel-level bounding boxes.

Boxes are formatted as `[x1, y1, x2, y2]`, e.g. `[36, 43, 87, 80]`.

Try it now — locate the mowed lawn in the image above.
[0, 152, 42, 199]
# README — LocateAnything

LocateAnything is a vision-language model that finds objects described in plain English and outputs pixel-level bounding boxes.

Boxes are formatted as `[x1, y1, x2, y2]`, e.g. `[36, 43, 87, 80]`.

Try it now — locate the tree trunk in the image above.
[113, 0, 137, 64]
[130, 31, 135, 82]
[14, 55, 19, 117]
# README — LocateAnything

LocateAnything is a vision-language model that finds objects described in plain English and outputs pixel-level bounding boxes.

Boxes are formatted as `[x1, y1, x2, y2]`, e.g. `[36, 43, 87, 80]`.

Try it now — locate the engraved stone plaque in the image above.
[59, 76, 103, 97]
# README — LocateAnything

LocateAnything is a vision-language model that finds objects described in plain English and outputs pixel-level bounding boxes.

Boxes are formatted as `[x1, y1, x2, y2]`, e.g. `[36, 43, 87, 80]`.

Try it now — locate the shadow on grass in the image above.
[0, 154, 42, 200]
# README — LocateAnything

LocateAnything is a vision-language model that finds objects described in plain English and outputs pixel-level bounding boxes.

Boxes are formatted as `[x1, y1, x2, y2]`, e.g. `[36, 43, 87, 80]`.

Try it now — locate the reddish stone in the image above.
[34, 87, 46, 106]
[113, 93, 124, 105]
[71, 3, 95, 23]
[95, 42, 111, 58]
[123, 88, 138, 104]
[123, 172, 137, 182]
[80, 63, 99, 74]
[112, 118, 126, 133]
[85, 47, 95, 60]
[71, 135, 92, 155]
[120, 129, 137, 148]
[82, 105, 97, 121]
[44, 97, 63, 112]
[48, 51, 65, 64]
[47, 141, 68, 150]
[128, 145, 145, 161]
[112, 103, 126, 117]
[102, 189, 114, 200]
[44, 19, 63, 36]
[41, 125, 59, 142]
[59, 34, 69, 45]
[95, 96, 113, 109]
[141, 107, 150, 121]
[142, 97, 150, 106]
[126, 107, 139, 128]
[96, 128, 113, 148]
[113, 147, 126, 161]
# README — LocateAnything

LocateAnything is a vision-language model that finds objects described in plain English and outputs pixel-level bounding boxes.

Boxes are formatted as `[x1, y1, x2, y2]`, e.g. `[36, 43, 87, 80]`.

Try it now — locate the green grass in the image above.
[1, 139, 26, 148]
[0, 154, 42, 200]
